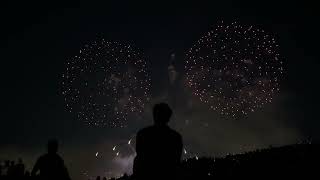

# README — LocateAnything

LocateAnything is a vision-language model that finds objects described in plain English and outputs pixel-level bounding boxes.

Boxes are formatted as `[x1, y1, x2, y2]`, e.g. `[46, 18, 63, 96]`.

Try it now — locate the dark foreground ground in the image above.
[1, 143, 319, 180]
[116, 143, 320, 180]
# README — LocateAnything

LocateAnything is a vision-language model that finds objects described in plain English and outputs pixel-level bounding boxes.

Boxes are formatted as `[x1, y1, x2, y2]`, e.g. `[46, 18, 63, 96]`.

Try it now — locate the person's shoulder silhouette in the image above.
[133, 103, 183, 179]
[31, 139, 70, 180]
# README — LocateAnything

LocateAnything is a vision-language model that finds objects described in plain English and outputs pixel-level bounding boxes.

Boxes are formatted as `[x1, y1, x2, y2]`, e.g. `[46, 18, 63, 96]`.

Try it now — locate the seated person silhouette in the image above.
[133, 103, 183, 179]
[31, 139, 70, 180]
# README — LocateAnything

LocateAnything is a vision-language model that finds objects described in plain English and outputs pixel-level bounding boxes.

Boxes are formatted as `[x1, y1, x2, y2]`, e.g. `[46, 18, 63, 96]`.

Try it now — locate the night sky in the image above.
[1, 1, 319, 180]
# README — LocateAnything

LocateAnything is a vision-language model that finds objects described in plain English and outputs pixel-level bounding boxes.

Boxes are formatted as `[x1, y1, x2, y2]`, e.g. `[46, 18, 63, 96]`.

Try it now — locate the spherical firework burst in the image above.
[62, 39, 151, 127]
[185, 21, 284, 118]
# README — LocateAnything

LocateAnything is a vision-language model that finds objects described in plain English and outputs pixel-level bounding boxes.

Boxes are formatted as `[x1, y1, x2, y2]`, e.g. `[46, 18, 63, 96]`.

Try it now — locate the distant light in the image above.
[95, 152, 99, 157]
[128, 139, 132, 145]
[113, 146, 116, 151]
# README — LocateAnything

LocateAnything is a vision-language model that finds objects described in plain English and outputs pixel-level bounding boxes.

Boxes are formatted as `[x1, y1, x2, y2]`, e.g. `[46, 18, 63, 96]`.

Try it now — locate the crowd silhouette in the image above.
[0, 139, 70, 180]
[1, 103, 319, 180]
[0, 159, 28, 180]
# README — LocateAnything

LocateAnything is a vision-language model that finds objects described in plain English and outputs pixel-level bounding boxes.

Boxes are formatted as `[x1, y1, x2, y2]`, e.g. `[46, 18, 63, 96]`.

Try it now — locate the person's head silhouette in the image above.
[18, 158, 23, 164]
[47, 139, 58, 154]
[153, 103, 172, 126]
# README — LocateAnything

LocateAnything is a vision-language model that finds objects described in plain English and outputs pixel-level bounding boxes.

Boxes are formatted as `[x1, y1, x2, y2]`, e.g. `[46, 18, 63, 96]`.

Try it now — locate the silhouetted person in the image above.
[24, 171, 31, 180]
[0, 163, 2, 177]
[31, 139, 70, 180]
[133, 103, 183, 179]
[96, 176, 100, 180]
[6, 161, 15, 177]
[15, 158, 25, 177]
[3, 160, 10, 177]
[102, 177, 107, 180]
